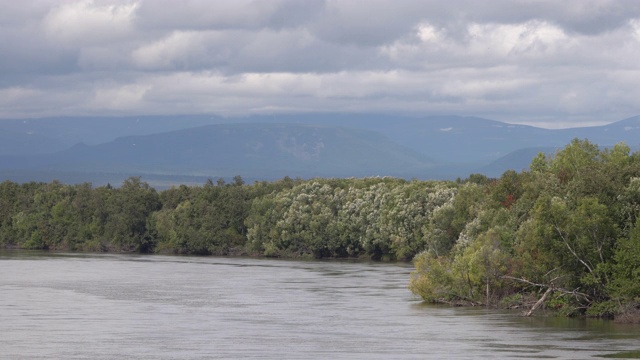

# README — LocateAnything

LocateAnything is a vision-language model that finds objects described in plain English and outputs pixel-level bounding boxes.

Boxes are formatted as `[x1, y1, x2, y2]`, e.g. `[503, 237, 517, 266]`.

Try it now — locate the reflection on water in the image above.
[1, 251, 639, 359]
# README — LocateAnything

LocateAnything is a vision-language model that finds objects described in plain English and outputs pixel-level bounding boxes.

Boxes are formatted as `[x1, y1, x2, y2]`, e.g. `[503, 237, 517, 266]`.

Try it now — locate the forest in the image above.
[0, 139, 639, 320]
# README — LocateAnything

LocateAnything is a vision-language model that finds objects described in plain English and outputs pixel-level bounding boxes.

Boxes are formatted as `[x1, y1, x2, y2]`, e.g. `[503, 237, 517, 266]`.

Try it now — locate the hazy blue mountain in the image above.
[0, 128, 69, 155]
[1, 123, 435, 181]
[283, 114, 640, 164]
[1, 113, 639, 185]
[2, 114, 639, 162]
[556, 115, 640, 147]
[325, 115, 554, 164]
[0, 115, 226, 148]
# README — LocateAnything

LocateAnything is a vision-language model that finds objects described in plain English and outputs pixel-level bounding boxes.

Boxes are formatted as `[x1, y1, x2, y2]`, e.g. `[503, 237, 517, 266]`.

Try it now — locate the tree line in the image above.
[0, 174, 454, 260]
[1, 139, 639, 319]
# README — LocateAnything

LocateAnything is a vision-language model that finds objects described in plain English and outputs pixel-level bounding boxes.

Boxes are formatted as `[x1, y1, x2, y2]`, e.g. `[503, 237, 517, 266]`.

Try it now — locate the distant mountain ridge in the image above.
[0, 123, 436, 183]
[0, 114, 638, 187]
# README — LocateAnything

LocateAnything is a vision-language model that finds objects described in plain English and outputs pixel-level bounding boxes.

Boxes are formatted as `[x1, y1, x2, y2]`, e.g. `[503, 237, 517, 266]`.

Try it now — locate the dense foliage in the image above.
[1, 139, 639, 318]
[410, 139, 640, 318]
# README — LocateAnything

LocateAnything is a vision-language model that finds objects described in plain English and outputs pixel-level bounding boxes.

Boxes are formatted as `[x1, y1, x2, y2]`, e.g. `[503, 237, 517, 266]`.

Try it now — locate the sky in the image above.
[1, 0, 640, 128]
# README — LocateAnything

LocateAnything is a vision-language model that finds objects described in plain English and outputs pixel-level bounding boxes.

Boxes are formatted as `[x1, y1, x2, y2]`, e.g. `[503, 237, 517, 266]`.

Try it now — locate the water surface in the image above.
[1, 251, 639, 359]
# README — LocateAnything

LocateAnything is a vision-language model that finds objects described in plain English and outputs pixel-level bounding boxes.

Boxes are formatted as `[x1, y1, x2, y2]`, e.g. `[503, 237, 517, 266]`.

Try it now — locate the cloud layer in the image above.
[2, 0, 640, 127]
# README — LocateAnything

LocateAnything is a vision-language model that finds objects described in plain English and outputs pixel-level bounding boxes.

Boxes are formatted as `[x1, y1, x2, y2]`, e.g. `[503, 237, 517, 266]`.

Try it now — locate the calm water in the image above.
[1, 251, 639, 359]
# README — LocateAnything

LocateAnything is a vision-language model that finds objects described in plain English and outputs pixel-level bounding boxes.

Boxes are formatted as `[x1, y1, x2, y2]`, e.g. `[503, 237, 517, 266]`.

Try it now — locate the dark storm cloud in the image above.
[0, 0, 639, 127]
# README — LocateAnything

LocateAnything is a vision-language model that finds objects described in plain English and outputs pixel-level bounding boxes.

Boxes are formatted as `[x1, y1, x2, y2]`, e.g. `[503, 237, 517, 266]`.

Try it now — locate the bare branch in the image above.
[543, 267, 560, 278]
[501, 275, 593, 317]
[525, 287, 553, 317]
[552, 223, 594, 274]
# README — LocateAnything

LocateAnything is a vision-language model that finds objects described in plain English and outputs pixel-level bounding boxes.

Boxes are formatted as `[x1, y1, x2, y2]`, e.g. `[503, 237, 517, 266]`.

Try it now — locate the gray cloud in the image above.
[0, 0, 639, 127]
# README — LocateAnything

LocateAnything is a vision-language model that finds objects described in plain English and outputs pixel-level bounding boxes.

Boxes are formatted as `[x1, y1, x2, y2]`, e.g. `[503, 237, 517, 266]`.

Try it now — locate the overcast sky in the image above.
[1, 0, 640, 128]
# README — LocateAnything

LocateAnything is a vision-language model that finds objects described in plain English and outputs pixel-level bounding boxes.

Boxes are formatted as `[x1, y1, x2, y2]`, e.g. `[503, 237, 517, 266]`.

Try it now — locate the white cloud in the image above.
[466, 21, 567, 57]
[131, 31, 209, 70]
[381, 20, 570, 69]
[631, 19, 640, 40]
[416, 24, 443, 43]
[43, 0, 138, 46]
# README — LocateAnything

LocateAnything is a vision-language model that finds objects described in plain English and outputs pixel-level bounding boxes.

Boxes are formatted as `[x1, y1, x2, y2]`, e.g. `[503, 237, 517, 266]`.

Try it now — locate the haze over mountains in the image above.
[1, 114, 639, 188]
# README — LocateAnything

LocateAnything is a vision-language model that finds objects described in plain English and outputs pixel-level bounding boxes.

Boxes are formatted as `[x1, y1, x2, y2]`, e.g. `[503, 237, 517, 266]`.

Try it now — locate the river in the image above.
[1, 251, 639, 359]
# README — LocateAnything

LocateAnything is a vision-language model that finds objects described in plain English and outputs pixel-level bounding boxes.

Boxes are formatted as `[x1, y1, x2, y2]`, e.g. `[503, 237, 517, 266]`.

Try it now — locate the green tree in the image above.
[104, 177, 160, 252]
[609, 217, 640, 302]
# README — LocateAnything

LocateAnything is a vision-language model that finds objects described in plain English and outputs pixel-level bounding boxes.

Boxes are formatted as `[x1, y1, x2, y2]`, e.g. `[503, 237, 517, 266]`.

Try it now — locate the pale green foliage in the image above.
[380, 182, 456, 259]
[616, 177, 640, 236]
[551, 138, 600, 183]
[530, 152, 550, 173]
[419, 186, 457, 256]
[409, 252, 454, 302]
[411, 228, 510, 305]
[246, 178, 457, 259]
[335, 182, 389, 256]
[454, 229, 510, 303]
[601, 142, 631, 168]
[275, 182, 343, 257]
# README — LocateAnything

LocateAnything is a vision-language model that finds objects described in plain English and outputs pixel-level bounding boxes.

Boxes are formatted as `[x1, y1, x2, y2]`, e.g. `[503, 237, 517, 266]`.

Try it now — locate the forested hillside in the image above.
[1, 139, 639, 320]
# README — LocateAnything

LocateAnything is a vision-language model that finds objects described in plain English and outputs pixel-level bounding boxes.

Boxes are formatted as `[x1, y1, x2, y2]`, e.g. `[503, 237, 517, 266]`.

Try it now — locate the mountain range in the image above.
[1, 114, 639, 188]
